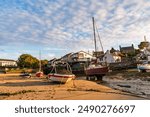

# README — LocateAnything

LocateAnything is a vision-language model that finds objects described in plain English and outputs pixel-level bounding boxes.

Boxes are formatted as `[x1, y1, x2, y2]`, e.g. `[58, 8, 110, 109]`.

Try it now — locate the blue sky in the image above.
[0, 0, 150, 60]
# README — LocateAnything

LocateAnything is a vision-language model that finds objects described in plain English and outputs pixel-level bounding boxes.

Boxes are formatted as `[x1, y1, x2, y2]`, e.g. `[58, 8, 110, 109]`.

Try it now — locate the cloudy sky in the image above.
[0, 0, 150, 60]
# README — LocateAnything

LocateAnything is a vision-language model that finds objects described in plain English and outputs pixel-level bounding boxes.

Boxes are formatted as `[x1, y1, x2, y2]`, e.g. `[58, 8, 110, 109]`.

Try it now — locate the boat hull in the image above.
[48, 73, 75, 83]
[36, 72, 43, 77]
[137, 64, 150, 72]
[85, 67, 108, 76]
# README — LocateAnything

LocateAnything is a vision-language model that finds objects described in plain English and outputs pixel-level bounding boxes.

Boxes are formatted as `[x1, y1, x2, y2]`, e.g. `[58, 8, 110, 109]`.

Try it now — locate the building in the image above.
[93, 51, 104, 57]
[0, 59, 17, 67]
[119, 44, 135, 54]
[60, 53, 73, 62]
[70, 51, 93, 62]
[102, 50, 121, 63]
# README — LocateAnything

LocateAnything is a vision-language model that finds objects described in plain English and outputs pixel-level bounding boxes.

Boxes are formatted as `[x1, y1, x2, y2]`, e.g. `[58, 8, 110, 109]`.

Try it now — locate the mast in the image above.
[144, 35, 147, 42]
[92, 17, 97, 53]
[39, 50, 41, 72]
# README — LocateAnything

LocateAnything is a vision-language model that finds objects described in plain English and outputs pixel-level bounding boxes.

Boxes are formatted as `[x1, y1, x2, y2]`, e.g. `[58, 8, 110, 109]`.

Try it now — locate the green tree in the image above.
[17, 54, 39, 68]
[41, 60, 48, 67]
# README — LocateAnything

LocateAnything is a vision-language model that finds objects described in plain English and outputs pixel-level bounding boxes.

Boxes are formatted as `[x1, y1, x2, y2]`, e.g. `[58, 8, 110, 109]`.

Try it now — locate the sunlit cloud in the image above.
[0, 0, 150, 60]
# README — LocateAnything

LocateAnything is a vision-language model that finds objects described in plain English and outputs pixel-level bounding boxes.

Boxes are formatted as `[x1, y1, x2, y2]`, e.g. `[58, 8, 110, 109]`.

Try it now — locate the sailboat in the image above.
[36, 51, 44, 77]
[85, 17, 108, 81]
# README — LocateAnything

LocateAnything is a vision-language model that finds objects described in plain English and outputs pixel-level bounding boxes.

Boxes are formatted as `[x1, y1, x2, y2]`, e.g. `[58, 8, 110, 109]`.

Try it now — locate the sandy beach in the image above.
[0, 74, 146, 100]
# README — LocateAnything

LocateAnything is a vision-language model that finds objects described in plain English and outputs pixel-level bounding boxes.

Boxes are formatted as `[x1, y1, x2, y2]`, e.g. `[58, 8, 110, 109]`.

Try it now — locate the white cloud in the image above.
[1, 0, 150, 59]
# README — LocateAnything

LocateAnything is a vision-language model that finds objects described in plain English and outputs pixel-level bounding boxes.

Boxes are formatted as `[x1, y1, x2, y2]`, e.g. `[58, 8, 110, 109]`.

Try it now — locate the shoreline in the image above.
[0, 75, 146, 100]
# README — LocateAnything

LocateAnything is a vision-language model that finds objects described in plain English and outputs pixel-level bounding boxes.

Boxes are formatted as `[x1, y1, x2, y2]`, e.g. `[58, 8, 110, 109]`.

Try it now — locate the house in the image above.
[70, 51, 93, 62]
[119, 44, 135, 54]
[0, 59, 17, 67]
[136, 49, 150, 62]
[93, 51, 104, 57]
[101, 50, 121, 63]
[60, 52, 73, 62]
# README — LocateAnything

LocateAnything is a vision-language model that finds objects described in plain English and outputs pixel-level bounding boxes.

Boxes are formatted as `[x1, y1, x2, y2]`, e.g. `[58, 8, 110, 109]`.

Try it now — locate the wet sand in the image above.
[0, 75, 145, 100]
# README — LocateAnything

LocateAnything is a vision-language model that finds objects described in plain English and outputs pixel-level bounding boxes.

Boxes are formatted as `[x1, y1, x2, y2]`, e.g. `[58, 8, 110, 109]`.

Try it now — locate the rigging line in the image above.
[95, 25, 104, 52]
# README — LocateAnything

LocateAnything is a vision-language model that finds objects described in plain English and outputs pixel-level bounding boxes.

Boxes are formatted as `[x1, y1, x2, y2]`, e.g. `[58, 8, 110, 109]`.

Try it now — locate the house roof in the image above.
[120, 44, 135, 52]
[61, 52, 73, 59]
[121, 46, 134, 50]
[72, 50, 93, 56]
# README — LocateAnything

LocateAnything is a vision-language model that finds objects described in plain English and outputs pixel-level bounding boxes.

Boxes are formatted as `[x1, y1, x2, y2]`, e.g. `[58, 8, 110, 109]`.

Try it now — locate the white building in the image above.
[102, 50, 121, 63]
[60, 53, 73, 62]
[71, 51, 93, 62]
[0, 59, 17, 67]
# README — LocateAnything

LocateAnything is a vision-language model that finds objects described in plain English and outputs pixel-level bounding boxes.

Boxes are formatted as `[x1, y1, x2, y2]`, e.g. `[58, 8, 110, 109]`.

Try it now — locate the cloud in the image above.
[0, 0, 150, 59]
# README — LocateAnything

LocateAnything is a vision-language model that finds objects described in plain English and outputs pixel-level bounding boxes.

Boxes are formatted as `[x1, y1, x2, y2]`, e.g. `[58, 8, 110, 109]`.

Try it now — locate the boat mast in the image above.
[144, 35, 147, 42]
[92, 17, 97, 54]
[39, 50, 41, 72]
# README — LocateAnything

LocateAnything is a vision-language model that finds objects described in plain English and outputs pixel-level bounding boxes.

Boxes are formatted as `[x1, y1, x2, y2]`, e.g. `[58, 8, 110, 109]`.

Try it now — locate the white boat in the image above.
[137, 62, 150, 72]
[48, 73, 75, 83]
[47, 62, 76, 83]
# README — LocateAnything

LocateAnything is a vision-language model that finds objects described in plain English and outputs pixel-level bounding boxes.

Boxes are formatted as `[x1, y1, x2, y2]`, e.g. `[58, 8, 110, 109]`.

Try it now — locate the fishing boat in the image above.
[85, 17, 108, 80]
[48, 62, 75, 83]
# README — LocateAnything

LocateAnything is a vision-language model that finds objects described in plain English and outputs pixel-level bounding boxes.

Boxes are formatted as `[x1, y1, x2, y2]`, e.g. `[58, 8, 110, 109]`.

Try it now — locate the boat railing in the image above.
[49, 61, 73, 74]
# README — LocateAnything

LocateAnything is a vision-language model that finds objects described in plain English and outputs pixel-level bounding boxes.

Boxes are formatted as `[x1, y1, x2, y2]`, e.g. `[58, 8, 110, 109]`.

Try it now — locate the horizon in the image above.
[0, 0, 150, 60]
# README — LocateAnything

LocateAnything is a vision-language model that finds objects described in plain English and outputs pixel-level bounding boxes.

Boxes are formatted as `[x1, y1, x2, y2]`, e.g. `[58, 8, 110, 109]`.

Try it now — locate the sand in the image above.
[0, 75, 145, 100]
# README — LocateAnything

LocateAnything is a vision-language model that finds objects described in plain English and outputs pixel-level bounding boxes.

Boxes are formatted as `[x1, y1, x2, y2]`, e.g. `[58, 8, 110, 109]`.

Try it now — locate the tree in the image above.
[41, 60, 48, 67]
[138, 41, 149, 50]
[17, 54, 39, 68]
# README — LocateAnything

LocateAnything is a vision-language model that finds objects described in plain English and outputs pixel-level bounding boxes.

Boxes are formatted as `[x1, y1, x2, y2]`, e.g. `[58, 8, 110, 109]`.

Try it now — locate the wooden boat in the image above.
[48, 73, 75, 83]
[85, 17, 108, 80]
[48, 62, 75, 83]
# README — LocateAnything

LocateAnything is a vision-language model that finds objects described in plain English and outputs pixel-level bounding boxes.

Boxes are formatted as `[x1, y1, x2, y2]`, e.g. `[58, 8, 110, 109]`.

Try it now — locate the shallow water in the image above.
[103, 77, 150, 99]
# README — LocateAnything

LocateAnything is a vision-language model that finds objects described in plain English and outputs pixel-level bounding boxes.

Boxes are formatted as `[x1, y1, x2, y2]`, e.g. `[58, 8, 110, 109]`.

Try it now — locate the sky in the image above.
[0, 0, 150, 60]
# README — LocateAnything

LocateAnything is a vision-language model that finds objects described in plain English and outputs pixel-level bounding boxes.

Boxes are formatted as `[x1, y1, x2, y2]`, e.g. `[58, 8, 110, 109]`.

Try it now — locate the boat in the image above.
[85, 17, 109, 80]
[47, 62, 75, 83]
[36, 71, 43, 77]
[137, 61, 150, 72]
[20, 72, 32, 78]
[86, 64, 108, 78]
[36, 51, 43, 77]
[48, 73, 75, 83]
